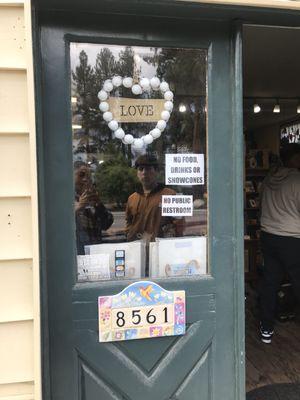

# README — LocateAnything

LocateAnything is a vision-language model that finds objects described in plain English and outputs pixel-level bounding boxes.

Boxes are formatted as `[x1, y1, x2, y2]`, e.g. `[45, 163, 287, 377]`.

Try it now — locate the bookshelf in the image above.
[244, 150, 270, 282]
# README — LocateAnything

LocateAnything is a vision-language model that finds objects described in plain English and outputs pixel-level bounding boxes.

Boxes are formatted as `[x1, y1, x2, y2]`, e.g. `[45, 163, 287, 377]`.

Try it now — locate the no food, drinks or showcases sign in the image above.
[98, 281, 186, 342]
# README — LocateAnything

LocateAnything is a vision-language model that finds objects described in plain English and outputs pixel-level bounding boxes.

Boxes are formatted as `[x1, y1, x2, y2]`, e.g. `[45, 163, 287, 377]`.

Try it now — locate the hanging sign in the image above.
[162, 195, 193, 216]
[280, 121, 300, 144]
[98, 281, 186, 342]
[165, 153, 205, 186]
[98, 76, 174, 151]
[108, 98, 165, 123]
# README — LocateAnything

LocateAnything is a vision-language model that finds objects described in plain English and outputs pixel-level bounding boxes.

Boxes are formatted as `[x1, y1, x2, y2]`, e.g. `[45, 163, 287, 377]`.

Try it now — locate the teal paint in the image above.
[33, 2, 277, 398]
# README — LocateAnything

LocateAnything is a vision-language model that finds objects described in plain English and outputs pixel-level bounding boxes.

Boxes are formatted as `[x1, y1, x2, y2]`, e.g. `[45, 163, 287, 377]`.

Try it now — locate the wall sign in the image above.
[165, 153, 205, 185]
[162, 195, 193, 216]
[280, 121, 300, 144]
[98, 281, 186, 342]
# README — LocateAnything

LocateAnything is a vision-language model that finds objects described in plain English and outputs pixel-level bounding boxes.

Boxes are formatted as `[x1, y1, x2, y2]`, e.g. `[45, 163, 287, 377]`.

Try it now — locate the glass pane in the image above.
[70, 43, 208, 281]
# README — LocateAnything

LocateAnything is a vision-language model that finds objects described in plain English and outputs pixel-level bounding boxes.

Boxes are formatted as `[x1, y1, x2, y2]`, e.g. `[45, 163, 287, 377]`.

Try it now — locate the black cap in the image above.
[134, 154, 159, 168]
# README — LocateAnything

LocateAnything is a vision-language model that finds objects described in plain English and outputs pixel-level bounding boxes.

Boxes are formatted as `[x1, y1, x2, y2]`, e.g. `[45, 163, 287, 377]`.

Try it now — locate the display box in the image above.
[84, 241, 145, 279]
[150, 236, 207, 278]
[77, 254, 110, 282]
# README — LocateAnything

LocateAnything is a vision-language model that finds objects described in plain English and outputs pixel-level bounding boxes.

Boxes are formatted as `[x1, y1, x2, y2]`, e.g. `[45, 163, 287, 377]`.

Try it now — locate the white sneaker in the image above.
[260, 323, 274, 344]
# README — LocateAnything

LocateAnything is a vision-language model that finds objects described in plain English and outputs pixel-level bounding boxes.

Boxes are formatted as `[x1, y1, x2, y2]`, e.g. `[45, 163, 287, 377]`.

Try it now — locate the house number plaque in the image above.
[98, 281, 186, 342]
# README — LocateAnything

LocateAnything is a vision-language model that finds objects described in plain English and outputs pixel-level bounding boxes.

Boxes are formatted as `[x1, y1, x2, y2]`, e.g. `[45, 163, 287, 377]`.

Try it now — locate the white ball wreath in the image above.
[97, 76, 174, 149]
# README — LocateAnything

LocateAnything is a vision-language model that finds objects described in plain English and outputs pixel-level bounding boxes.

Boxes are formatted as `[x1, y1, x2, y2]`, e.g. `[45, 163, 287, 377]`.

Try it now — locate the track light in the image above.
[72, 124, 82, 129]
[253, 103, 261, 113]
[246, 97, 300, 114]
[179, 104, 187, 113]
[273, 102, 280, 113]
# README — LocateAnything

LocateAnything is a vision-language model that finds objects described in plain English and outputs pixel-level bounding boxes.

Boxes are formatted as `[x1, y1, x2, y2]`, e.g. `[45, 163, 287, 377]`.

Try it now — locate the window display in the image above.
[150, 237, 207, 278]
[70, 42, 208, 281]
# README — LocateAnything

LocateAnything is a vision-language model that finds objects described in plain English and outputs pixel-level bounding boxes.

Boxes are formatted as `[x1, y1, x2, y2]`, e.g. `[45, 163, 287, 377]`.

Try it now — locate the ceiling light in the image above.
[179, 104, 186, 113]
[273, 102, 280, 113]
[297, 104, 300, 114]
[253, 103, 261, 113]
[72, 124, 82, 130]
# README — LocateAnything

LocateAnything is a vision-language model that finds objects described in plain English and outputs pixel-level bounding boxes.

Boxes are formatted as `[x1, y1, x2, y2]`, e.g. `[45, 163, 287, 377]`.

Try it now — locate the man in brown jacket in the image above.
[126, 155, 181, 242]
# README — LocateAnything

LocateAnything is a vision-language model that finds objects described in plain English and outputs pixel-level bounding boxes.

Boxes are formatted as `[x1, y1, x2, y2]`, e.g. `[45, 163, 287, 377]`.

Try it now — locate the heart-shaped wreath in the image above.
[97, 76, 174, 150]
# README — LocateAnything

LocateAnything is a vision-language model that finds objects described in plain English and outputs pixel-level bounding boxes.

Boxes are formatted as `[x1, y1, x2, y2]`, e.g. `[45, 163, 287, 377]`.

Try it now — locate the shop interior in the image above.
[243, 25, 300, 396]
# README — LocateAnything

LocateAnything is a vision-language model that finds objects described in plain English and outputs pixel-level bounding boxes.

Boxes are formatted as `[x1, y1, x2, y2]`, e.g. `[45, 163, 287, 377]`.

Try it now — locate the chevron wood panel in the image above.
[76, 312, 215, 400]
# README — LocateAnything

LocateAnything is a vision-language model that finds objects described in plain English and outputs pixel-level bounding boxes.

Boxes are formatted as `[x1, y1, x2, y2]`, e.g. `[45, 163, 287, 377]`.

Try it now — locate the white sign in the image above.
[162, 195, 193, 216]
[165, 154, 204, 186]
[77, 254, 110, 282]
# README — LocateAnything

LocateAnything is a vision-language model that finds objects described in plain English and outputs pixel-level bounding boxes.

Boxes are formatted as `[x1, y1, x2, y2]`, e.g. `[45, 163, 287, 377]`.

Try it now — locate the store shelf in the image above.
[244, 166, 264, 283]
[246, 168, 268, 176]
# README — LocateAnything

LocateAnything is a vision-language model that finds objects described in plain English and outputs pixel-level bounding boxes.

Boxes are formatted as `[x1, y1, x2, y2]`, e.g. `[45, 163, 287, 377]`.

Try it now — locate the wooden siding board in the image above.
[0, 70, 28, 133]
[0, 396, 33, 400]
[0, 198, 33, 260]
[0, 260, 33, 323]
[0, 134, 31, 197]
[0, 382, 34, 397]
[0, 6, 26, 69]
[0, 321, 34, 385]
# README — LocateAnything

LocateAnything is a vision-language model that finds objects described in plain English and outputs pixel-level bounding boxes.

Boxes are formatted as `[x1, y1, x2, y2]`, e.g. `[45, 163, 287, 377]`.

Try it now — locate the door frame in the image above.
[32, 2, 300, 399]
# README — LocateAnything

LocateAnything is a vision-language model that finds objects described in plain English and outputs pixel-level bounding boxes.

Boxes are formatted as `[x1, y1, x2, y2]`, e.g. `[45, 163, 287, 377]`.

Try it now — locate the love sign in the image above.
[108, 98, 165, 123]
[97, 76, 174, 151]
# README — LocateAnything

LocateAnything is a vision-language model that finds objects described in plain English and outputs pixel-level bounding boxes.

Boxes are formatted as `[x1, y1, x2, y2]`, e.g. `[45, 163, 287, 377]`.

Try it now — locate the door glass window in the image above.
[70, 43, 208, 281]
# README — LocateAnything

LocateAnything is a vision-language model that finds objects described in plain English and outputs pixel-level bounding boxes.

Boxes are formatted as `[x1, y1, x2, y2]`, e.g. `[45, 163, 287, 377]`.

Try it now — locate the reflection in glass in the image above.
[71, 43, 208, 281]
[74, 161, 114, 254]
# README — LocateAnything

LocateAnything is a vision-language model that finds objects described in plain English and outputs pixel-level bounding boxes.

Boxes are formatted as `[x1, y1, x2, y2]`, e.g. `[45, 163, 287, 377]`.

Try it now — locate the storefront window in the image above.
[70, 43, 208, 281]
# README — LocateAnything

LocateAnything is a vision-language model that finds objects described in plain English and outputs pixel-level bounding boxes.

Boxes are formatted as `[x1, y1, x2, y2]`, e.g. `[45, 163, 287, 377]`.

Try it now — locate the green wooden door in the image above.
[39, 12, 244, 400]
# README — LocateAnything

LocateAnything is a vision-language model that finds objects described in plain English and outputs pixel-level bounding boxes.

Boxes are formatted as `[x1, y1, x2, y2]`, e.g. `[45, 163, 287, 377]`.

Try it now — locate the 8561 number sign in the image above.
[112, 305, 172, 329]
[98, 281, 186, 342]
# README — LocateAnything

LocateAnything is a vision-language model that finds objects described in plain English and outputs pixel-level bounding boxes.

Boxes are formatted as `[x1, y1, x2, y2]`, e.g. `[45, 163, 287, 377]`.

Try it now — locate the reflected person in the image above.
[74, 162, 113, 254]
[125, 155, 182, 242]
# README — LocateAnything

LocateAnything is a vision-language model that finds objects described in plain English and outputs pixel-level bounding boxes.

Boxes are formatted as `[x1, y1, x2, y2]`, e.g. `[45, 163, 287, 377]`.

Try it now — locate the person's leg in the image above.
[259, 232, 285, 331]
[279, 236, 300, 305]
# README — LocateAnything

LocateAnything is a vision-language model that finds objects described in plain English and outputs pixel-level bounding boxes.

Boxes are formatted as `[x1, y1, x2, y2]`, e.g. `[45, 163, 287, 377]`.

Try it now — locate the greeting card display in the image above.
[84, 240, 145, 279]
[150, 236, 207, 278]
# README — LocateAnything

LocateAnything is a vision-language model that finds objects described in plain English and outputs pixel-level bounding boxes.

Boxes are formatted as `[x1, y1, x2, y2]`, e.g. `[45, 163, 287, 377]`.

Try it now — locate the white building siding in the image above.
[0, 2, 40, 400]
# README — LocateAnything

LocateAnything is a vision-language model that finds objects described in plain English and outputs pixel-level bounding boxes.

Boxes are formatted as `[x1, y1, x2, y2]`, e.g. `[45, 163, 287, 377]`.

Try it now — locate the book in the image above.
[245, 180, 255, 193]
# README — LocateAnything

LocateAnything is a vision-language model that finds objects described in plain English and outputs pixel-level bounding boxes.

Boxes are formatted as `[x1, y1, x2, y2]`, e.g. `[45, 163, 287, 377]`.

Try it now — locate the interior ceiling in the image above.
[243, 25, 300, 131]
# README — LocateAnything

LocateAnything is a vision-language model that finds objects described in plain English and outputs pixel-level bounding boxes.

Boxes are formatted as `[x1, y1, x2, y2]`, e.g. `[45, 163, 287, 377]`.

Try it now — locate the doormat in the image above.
[247, 383, 300, 400]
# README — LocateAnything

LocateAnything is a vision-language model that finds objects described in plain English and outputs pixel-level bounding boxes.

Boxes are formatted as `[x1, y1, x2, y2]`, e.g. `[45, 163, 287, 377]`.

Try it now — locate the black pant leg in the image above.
[278, 236, 300, 305]
[259, 232, 285, 330]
